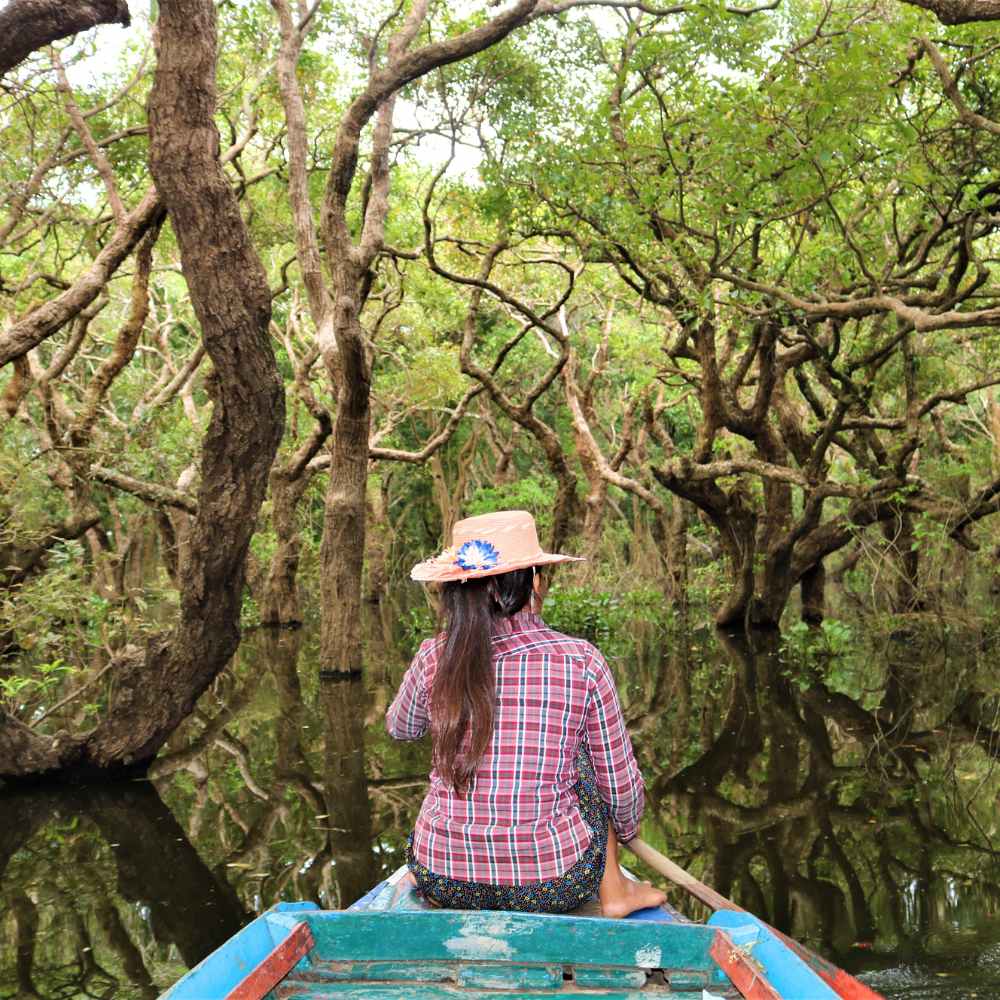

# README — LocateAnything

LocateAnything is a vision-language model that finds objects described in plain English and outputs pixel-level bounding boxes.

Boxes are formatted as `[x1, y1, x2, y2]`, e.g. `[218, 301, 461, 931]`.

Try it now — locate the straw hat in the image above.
[411, 510, 583, 583]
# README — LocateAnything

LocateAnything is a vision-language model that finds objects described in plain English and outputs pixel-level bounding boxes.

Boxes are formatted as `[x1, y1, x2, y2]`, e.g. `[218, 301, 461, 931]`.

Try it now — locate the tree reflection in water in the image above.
[0, 784, 246, 998]
[320, 671, 377, 907]
[2, 618, 1000, 998]
[630, 627, 1000, 994]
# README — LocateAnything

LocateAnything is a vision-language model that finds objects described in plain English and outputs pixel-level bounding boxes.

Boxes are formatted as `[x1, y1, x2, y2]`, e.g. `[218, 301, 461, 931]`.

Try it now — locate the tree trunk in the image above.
[318, 298, 370, 673]
[572, 418, 608, 560]
[0, 0, 284, 781]
[896, 0, 1000, 25]
[708, 500, 766, 629]
[309, 0, 552, 679]
[545, 447, 578, 555]
[799, 562, 826, 624]
[666, 496, 689, 610]
[429, 450, 458, 539]
[260, 412, 330, 627]
[881, 511, 923, 613]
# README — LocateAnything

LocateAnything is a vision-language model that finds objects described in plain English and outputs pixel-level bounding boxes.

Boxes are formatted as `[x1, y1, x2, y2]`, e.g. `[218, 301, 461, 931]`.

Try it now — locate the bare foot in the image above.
[600, 877, 667, 919]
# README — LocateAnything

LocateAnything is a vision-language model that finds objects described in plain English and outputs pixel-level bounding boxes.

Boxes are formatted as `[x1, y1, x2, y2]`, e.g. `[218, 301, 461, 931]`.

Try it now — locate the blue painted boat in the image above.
[161, 865, 855, 1000]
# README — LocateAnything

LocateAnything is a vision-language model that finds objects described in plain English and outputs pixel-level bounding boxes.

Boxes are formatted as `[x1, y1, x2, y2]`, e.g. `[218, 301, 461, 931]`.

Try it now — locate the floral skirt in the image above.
[407, 750, 608, 914]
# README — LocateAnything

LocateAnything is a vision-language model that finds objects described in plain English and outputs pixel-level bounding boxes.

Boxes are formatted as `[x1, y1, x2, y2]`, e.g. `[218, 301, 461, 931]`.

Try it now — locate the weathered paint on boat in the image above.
[161, 902, 316, 1000]
[160, 867, 877, 1000]
[709, 911, 837, 1000]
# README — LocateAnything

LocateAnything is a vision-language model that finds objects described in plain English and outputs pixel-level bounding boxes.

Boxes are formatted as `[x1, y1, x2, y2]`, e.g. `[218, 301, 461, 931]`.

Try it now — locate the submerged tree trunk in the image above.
[0, 0, 284, 781]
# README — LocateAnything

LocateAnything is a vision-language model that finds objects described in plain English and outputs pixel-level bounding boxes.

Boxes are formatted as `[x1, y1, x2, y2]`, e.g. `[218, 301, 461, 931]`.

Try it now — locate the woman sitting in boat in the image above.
[387, 510, 666, 918]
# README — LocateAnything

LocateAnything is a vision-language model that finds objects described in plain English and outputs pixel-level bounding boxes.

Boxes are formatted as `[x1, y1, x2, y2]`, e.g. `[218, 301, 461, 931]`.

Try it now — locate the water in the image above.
[2, 609, 1000, 999]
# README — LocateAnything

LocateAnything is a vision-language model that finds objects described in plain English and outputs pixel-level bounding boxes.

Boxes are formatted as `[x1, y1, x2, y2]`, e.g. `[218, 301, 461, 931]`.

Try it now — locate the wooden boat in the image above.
[163, 864, 882, 1000]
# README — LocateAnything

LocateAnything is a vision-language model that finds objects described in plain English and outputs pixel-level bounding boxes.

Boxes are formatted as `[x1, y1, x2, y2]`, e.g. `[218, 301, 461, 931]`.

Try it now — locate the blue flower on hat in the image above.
[455, 539, 500, 571]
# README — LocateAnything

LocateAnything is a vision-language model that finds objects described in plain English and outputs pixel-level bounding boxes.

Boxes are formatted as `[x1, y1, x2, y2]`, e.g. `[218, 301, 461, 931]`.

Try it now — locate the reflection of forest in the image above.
[0, 784, 246, 998]
[3, 617, 1000, 995]
[628, 628, 1000, 976]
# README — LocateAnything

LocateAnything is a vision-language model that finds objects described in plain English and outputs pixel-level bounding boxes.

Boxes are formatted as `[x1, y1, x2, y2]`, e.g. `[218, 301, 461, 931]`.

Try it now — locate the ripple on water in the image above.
[863, 956, 1000, 999]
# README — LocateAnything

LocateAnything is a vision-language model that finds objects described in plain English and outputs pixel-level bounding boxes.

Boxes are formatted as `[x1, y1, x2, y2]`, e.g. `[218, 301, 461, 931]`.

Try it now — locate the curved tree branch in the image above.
[0, 0, 130, 78]
[0, 188, 164, 368]
[897, 0, 1000, 24]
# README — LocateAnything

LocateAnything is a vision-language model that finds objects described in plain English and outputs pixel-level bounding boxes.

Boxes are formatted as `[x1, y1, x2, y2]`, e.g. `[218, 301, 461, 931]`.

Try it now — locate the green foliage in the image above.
[8, 8, 1000, 993]
[398, 582, 664, 664]
[780, 619, 854, 666]
[401, 603, 436, 656]
[0, 658, 74, 716]
[779, 619, 864, 697]
[379, 344, 466, 408]
[2, 0, 1000, 766]
[543, 584, 663, 656]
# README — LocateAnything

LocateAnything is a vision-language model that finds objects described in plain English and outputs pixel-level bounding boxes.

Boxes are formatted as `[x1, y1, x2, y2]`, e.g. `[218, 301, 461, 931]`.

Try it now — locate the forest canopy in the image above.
[1, 0, 1000, 781]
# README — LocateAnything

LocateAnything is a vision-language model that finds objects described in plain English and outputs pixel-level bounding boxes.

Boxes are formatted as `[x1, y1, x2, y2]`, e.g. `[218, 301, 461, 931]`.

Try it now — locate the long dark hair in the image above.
[432, 567, 535, 796]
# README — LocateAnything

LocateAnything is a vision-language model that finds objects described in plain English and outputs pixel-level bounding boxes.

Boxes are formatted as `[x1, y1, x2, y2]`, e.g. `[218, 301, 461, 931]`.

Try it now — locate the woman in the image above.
[386, 509, 666, 917]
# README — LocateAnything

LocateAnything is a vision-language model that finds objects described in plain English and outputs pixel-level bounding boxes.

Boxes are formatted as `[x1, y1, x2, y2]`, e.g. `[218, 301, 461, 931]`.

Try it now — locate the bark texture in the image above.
[317, 309, 371, 671]
[0, 0, 284, 781]
[0, 0, 130, 78]
[898, 0, 1000, 22]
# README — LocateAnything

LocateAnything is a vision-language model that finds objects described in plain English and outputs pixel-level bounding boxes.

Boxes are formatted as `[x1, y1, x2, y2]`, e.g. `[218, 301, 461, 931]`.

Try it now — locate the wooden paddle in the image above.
[625, 838, 883, 1000]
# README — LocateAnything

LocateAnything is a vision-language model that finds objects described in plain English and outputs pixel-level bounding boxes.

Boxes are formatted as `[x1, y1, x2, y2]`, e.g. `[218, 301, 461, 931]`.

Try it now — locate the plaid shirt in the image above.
[386, 610, 645, 884]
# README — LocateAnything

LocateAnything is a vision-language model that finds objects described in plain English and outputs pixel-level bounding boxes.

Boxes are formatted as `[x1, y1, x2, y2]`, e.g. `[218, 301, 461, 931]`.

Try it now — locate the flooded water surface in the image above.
[3, 606, 1000, 999]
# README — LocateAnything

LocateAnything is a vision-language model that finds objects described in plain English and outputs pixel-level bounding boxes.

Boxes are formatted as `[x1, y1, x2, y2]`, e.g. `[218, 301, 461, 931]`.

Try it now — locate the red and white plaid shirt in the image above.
[386, 610, 645, 884]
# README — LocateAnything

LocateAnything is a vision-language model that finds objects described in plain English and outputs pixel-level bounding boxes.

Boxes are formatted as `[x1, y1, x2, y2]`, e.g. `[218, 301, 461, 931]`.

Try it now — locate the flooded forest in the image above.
[3, 0, 1000, 997]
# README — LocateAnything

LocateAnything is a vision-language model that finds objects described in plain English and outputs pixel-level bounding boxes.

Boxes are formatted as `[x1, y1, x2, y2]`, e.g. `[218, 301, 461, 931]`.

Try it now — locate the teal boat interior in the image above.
[162, 865, 853, 1000]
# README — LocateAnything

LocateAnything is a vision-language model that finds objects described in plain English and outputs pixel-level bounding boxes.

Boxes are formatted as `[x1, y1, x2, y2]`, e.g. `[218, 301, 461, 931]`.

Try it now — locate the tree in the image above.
[483, 0, 1000, 625]
[270, 0, 714, 668]
[0, 0, 284, 779]
[423, 216, 582, 554]
[5, 0, 1000, 787]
